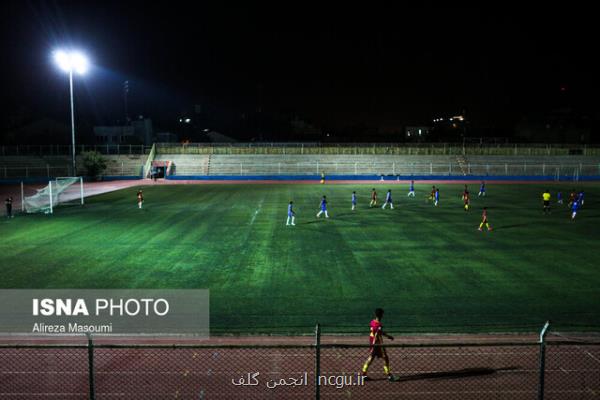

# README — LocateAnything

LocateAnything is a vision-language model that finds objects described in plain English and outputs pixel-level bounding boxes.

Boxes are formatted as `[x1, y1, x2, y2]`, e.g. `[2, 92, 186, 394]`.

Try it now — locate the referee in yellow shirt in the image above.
[542, 190, 551, 214]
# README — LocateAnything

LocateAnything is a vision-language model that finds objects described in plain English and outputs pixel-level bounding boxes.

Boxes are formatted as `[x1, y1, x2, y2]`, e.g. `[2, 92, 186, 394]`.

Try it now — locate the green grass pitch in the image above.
[1, 183, 599, 334]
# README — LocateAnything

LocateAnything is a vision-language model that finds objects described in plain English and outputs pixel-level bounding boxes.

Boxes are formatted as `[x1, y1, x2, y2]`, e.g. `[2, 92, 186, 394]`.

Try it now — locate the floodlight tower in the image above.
[53, 50, 89, 175]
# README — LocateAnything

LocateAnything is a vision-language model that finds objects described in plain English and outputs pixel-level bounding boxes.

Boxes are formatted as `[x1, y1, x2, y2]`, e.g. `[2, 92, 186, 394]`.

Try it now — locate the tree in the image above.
[81, 151, 107, 180]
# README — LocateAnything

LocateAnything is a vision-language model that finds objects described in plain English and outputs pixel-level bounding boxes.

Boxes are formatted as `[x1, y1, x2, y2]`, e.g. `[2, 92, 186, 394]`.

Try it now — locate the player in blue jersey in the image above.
[571, 199, 579, 220]
[352, 191, 357, 211]
[286, 201, 296, 226]
[478, 181, 486, 197]
[408, 180, 415, 197]
[578, 190, 585, 206]
[557, 192, 563, 205]
[434, 188, 440, 206]
[316, 195, 329, 218]
[382, 190, 394, 209]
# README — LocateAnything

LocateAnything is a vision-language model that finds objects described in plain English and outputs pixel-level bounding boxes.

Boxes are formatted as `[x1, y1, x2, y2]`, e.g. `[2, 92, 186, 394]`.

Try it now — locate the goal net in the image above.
[23, 177, 84, 214]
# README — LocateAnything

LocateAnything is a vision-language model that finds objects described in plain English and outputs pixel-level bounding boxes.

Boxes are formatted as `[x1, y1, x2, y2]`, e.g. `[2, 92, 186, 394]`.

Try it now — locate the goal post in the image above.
[23, 177, 84, 214]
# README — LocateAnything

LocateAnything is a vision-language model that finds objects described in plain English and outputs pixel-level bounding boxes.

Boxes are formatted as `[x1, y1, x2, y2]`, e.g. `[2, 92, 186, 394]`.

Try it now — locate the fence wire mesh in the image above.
[1, 337, 599, 399]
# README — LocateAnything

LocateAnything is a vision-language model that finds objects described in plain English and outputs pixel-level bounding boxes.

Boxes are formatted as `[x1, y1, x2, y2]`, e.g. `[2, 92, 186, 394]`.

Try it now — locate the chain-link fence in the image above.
[1, 327, 598, 399]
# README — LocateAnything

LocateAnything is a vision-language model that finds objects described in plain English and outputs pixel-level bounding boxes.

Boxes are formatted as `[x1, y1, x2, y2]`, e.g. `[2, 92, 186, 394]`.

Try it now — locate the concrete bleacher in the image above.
[153, 154, 209, 175]
[77, 154, 145, 176]
[204, 155, 459, 176]
[163, 154, 600, 177]
[464, 156, 600, 176]
[2, 150, 599, 179]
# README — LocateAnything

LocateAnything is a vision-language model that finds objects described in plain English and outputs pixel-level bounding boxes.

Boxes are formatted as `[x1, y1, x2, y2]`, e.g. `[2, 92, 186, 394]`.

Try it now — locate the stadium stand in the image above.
[79, 154, 145, 177]
[153, 154, 209, 175]
[1, 144, 599, 179]
[0, 155, 70, 178]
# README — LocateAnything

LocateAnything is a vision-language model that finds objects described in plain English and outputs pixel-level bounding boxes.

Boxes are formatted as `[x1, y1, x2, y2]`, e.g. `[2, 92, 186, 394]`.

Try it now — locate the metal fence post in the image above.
[315, 323, 321, 400]
[87, 333, 96, 400]
[537, 321, 550, 400]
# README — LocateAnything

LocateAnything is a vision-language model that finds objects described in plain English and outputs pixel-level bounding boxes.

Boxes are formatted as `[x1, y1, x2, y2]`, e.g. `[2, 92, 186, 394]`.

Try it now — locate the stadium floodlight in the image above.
[53, 49, 90, 175]
[53, 50, 89, 75]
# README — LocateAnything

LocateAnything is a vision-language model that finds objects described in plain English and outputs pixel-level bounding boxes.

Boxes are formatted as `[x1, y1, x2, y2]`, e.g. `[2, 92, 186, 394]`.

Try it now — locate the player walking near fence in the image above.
[361, 308, 398, 382]
[382, 190, 394, 209]
[5, 196, 13, 218]
[137, 190, 144, 209]
[320, 172, 326, 184]
[407, 180, 415, 197]
[478, 207, 492, 231]
[478, 181, 486, 197]
[352, 191, 357, 211]
[316, 196, 329, 218]
[370, 189, 377, 207]
[286, 201, 296, 226]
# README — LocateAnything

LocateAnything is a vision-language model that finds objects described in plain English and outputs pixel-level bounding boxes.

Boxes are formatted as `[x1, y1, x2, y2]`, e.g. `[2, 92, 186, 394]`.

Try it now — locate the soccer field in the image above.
[1, 182, 599, 334]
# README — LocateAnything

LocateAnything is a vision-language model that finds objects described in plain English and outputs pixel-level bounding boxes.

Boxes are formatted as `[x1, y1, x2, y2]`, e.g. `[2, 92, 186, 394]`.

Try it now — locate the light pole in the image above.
[53, 50, 89, 176]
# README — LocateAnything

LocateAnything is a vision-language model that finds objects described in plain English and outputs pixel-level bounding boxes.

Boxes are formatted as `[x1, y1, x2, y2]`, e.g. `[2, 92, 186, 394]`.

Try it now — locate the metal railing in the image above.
[156, 142, 600, 156]
[0, 144, 149, 156]
[1, 162, 598, 179]
[1, 323, 598, 399]
[169, 162, 600, 178]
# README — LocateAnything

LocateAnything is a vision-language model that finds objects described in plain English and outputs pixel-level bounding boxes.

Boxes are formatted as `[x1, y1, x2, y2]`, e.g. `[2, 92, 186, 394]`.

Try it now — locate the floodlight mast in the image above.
[53, 50, 89, 175]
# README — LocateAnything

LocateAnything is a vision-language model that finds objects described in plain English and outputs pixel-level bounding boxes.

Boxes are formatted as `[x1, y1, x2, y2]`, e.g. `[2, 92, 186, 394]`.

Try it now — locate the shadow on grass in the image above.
[388, 366, 521, 382]
[495, 223, 529, 230]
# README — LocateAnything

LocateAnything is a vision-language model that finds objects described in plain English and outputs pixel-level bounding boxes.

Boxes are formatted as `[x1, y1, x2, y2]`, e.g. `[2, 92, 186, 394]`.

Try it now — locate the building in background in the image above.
[405, 126, 431, 142]
[93, 117, 154, 145]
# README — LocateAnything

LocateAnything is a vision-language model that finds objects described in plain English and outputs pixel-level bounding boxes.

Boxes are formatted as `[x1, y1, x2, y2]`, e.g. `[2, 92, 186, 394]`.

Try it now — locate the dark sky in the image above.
[1, 2, 598, 133]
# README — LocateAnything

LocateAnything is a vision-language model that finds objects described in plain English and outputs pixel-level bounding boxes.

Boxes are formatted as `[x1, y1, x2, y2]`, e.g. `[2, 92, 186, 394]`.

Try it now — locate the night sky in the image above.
[1, 3, 598, 138]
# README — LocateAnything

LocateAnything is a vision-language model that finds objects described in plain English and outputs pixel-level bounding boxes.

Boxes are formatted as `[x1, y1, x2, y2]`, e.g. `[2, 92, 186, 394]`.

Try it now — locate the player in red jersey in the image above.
[361, 308, 398, 382]
[568, 190, 577, 207]
[428, 185, 436, 202]
[369, 188, 378, 207]
[463, 187, 470, 211]
[478, 207, 492, 231]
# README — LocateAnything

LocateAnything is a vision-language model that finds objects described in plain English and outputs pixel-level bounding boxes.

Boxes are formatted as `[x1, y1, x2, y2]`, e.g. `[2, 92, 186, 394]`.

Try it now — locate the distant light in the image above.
[53, 50, 89, 74]
[204, 128, 209, 132]
[184, 118, 191, 123]
[418, 129, 422, 135]
[179, 118, 183, 122]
